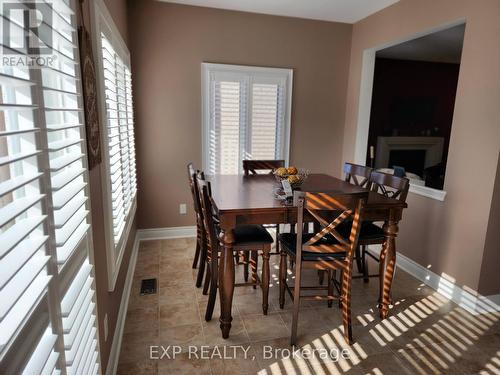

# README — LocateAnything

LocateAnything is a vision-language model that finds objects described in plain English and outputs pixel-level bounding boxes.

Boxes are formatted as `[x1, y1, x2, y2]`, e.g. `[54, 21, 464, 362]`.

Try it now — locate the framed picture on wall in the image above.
[79, 24, 102, 169]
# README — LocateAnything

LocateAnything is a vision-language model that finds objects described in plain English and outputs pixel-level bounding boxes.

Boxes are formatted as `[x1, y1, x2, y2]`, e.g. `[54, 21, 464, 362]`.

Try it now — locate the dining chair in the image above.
[197, 175, 274, 321]
[342, 162, 373, 274]
[344, 162, 373, 188]
[278, 191, 367, 345]
[356, 171, 409, 282]
[242, 159, 285, 274]
[187, 163, 205, 285]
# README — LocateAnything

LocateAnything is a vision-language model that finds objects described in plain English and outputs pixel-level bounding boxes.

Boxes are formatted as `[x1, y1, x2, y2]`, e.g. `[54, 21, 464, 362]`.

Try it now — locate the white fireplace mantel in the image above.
[373, 136, 447, 201]
[375, 136, 444, 172]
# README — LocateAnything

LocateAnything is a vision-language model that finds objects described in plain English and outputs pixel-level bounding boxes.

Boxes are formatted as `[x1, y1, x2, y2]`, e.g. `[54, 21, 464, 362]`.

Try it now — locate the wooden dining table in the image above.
[208, 173, 407, 339]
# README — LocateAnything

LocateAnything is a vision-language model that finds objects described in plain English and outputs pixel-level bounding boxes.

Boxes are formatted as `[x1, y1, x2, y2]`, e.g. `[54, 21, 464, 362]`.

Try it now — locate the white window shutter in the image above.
[100, 33, 136, 250]
[204, 64, 291, 175]
[210, 78, 248, 175]
[0, 0, 100, 373]
[250, 82, 284, 160]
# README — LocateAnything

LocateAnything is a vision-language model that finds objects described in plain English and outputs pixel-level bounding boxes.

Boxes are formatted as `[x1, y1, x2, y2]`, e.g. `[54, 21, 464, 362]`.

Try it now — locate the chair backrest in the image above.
[187, 163, 201, 216]
[369, 171, 410, 202]
[196, 176, 219, 254]
[343, 162, 372, 188]
[243, 159, 285, 176]
[294, 191, 367, 266]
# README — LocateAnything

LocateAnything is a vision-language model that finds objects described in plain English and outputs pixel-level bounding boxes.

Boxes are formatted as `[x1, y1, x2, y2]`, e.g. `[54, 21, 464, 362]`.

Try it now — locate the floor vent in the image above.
[140, 278, 157, 295]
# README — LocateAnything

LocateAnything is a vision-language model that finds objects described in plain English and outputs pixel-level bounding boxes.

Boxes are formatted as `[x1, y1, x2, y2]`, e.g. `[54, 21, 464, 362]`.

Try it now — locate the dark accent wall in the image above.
[366, 58, 460, 172]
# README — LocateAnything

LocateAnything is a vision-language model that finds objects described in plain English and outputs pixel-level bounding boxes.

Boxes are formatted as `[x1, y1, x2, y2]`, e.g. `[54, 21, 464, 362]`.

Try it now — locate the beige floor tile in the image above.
[119, 329, 159, 363]
[157, 352, 211, 375]
[118, 236, 500, 375]
[447, 333, 500, 375]
[203, 315, 250, 346]
[252, 337, 310, 372]
[279, 307, 342, 335]
[129, 285, 159, 309]
[134, 261, 160, 279]
[124, 305, 159, 334]
[159, 322, 205, 351]
[159, 301, 200, 328]
[159, 284, 197, 303]
[358, 351, 415, 374]
[209, 345, 261, 375]
[243, 313, 289, 342]
[116, 359, 158, 375]
[396, 344, 463, 375]
[235, 291, 278, 316]
[140, 240, 162, 250]
[160, 256, 193, 270]
[159, 274, 194, 289]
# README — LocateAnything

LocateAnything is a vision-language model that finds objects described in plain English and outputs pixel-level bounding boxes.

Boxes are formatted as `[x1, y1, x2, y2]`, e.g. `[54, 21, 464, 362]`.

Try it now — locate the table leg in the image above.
[261, 244, 271, 315]
[379, 220, 398, 319]
[219, 228, 235, 338]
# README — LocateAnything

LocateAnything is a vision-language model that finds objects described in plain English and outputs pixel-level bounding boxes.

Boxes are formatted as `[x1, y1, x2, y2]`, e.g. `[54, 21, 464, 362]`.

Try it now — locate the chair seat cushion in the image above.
[278, 233, 346, 261]
[337, 221, 385, 242]
[234, 225, 274, 246]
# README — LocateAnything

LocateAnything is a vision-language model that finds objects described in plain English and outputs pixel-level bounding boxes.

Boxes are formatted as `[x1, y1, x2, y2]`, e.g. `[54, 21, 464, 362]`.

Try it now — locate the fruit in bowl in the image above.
[273, 166, 308, 188]
[275, 167, 288, 178]
[288, 175, 301, 185]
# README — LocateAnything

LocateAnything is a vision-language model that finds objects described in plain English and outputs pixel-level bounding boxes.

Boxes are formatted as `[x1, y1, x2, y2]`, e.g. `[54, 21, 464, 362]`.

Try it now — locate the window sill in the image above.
[409, 183, 447, 201]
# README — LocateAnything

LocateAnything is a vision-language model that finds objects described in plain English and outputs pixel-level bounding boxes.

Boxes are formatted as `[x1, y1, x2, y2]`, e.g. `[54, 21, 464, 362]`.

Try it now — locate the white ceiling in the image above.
[158, 0, 400, 23]
[377, 24, 466, 64]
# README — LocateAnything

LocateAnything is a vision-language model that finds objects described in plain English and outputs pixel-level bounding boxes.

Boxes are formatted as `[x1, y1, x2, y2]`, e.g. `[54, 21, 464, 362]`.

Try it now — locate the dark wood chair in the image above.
[278, 191, 367, 345]
[357, 171, 409, 282]
[344, 162, 373, 188]
[242, 159, 285, 273]
[197, 175, 274, 321]
[187, 163, 205, 287]
[342, 162, 373, 274]
[243, 159, 285, 175]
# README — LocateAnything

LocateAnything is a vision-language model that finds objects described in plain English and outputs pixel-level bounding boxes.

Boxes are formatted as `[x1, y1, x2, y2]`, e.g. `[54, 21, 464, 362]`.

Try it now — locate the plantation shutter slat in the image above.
[0, 0, 100, 372]
[0, 236, 48, 289]
[0, 216, 47, 257]
[21, 327, 58, 375]
[0, 194, 44, 227]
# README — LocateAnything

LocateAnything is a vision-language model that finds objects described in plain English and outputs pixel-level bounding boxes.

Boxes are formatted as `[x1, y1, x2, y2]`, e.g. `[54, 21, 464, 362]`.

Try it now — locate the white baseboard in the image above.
[368, 246, 500, 315]
[137, 226, 197, 240]
[105, 234, 140, 375]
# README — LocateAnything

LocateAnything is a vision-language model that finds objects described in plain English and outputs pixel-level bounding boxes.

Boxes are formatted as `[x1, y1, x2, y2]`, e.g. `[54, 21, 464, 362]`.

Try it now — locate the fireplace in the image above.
[375, 136, 444, 178]
[389, 149, 426, 176]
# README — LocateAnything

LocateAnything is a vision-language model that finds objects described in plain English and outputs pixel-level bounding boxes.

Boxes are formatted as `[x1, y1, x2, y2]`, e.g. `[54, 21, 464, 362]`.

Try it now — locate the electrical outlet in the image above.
[179, 203, 187, 215]
[104, 313, 108, 342]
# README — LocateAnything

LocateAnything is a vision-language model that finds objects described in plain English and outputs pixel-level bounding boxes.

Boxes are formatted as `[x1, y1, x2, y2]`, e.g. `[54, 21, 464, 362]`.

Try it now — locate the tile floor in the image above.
[117, 238, 500, 375]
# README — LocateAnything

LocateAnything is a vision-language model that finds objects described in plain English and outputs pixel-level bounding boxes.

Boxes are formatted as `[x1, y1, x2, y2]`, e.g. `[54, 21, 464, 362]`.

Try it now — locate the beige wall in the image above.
[128, 1, 353, 229]
[102, 0, 129, 45]
[343, 0, 500, 293]
[479, 152, 500, 295]
[80, 0, 136, 370]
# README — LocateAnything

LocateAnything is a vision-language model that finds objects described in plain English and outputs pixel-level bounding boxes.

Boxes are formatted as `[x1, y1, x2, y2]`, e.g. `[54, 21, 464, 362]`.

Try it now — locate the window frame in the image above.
[90, 0, 137, 291]
[201, 63, 293, 174]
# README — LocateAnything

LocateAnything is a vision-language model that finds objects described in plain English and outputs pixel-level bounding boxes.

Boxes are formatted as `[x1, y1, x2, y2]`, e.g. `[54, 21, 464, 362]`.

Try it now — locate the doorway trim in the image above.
[353, 18, 466, 202]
